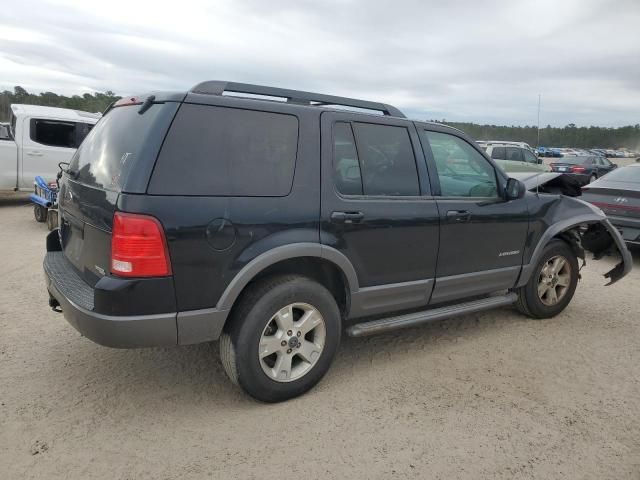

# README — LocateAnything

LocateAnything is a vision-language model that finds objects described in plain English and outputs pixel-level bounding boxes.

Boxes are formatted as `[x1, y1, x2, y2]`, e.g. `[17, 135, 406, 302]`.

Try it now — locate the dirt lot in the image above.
[1, 196, 639, 479]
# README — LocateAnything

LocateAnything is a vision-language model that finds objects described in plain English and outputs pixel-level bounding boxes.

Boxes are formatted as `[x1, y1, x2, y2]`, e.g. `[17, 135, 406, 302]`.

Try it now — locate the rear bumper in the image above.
[45, 251, 178, 348]
[44, 231, 229, 348]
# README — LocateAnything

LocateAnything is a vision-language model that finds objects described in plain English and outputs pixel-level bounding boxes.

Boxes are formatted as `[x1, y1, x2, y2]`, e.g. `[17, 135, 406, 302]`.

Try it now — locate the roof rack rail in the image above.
[190, 80, 405, 118]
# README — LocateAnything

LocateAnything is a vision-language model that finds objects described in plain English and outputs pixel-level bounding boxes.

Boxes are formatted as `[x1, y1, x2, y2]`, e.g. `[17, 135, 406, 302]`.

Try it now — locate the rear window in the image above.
[560, 156, 590, 165]
[149, 104, 299, 196]
[69, 103, 178, 192]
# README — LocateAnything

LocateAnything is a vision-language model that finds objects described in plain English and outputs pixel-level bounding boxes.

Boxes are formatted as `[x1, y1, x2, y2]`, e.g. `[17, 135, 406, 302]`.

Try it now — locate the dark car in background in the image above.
[549, 155, 617, 184]
[582, 164, 640, 246]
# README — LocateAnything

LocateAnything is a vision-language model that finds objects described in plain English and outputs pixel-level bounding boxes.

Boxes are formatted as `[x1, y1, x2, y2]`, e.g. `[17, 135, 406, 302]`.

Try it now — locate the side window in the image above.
[505, 147, 523, 162]
[601, 157, 611, 166]
[333, 122, 363, 195]
[422, 130, 499, 198]
[0, 124, 11, 141]
[30, 119, 77, 148]
[352, 123, 420, 196]
[150, 104, 298, 196]
[523, 150, 538, 163]
[490, 146, 506, 160]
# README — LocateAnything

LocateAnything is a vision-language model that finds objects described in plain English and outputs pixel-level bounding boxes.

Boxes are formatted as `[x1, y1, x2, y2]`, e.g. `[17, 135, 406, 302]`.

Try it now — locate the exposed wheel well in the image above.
[226, 257, 350, 324]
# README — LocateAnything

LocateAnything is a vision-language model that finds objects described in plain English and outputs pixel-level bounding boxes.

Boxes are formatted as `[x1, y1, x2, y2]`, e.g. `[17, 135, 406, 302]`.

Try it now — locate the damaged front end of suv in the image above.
[518, 194, 633, 288]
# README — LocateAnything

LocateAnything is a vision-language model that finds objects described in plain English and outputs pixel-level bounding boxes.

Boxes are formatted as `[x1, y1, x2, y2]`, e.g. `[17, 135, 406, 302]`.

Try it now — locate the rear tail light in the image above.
[111, 212, 172, 277]
[570, 166, 586, 173]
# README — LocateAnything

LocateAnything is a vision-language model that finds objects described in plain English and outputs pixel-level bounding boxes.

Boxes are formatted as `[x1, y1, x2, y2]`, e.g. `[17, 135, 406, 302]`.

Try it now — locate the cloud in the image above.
[1, 0, 639, 126]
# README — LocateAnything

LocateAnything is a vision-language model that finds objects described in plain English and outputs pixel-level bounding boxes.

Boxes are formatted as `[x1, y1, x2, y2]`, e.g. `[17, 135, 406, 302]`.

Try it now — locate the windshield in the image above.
[68, 102, 178, 192]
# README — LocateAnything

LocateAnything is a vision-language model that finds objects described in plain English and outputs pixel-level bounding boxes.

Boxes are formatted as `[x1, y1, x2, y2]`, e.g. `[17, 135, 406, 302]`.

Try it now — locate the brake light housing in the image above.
[111, 212, 172, 277]
[570, 165, 586, 173]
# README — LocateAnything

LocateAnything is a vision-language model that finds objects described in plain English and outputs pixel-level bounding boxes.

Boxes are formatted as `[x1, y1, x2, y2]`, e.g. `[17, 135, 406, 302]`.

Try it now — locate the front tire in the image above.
[516, 239, 579, 319]
[219, 275, 341, 402]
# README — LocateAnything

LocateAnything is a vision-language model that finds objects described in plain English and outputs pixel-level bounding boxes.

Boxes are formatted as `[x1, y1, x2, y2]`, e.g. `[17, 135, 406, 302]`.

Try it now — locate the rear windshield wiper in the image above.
[138, 95, 156, 115]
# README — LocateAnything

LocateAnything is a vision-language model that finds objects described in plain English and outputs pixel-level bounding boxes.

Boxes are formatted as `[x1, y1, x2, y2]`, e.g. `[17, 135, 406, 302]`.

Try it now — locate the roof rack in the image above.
[190, 81, 405, 118]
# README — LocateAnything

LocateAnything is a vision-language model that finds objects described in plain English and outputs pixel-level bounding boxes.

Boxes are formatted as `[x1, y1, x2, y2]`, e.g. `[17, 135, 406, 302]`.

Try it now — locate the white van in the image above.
[0, 104, 100, 192]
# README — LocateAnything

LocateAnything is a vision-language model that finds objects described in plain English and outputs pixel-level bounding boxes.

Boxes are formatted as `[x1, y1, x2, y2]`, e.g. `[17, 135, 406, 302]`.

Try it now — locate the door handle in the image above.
[446, 210, 471, 222]
[27, 151, 43, 157]
[331, 211, 364, 224]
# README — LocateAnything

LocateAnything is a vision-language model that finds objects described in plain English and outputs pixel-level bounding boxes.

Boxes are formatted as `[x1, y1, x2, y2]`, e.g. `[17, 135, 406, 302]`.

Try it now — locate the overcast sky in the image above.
[1, 0, 639, 126]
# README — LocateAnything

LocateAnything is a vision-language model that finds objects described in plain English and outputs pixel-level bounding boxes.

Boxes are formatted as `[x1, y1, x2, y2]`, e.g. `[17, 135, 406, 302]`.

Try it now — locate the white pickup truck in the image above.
[0, 104, 100, 192]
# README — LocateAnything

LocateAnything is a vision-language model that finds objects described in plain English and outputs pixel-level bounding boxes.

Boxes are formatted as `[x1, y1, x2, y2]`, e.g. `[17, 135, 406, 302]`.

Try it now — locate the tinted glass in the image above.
[422, 130, 498, 197]
[491, 146, 506, 160]
[150, 104, 298, 196]
[523, 150, 538, 163]
[560, 156, 590, 165]
[352, 123, 419, 196]
[505, 147, 523, 161]
[70, 102, 178, 192]
[333, 122, 362, 195]
[0, 124, 10, 140]
[31, 119, 76, 148]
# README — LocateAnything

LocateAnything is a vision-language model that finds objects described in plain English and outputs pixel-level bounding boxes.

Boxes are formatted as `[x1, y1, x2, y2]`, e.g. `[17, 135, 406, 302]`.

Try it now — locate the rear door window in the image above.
[30, 119, 76, 148]
[333, 122, 363, 195]
[29, 119, 94, 148]
[490, 147, 506, 160]
[332, 121, 420, 196]
[505, 147, 523, 162]
[149, 104, 299, 196]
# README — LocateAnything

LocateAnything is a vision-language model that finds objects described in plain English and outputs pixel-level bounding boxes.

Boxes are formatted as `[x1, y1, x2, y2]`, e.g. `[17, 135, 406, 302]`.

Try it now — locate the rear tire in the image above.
[219, 275, 341, 402]
[34, 205, 47, 223]
[516, 239, 579, 319]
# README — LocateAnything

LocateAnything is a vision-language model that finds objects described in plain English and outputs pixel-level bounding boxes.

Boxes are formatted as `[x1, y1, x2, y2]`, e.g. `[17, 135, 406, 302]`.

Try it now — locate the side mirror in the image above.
[505, 178, 526, 200]
[611, 163, 618, 168]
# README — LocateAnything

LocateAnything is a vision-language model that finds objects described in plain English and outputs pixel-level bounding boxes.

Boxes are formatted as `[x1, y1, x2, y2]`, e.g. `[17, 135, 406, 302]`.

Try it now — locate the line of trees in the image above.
[0, 86, 120, 122]
[1, 86, 638, 149]
[440, 121, 640, 150]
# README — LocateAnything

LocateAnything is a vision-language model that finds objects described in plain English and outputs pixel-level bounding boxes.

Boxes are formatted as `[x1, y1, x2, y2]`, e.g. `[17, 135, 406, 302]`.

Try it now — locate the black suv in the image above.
[43, 81, 632, 402]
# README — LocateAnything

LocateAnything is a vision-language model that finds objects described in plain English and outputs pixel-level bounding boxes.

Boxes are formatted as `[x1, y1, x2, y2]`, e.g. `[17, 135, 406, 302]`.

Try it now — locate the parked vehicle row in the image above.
[537, 146, 639, 158]
[477, 141, 549, 173]
[42, 81, 632, 402]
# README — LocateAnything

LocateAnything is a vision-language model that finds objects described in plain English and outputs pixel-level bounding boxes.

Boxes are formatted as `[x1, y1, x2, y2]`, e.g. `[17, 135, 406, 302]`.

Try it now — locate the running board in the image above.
[346, 293, 518, 337]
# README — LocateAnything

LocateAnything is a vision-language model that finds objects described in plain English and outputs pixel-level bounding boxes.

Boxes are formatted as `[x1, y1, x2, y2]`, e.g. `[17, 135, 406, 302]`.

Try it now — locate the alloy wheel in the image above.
[258, 303, 326, 382]
[537, 255, 572, 306]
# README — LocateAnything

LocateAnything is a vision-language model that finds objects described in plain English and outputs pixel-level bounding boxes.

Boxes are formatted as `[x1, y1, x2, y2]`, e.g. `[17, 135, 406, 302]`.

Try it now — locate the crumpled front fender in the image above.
[517, 198, 633, 287]
[581, 218, 633, 285]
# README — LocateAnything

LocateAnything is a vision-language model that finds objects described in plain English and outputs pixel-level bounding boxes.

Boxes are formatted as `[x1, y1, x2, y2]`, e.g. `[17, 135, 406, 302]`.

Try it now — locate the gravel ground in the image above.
[1, 196, 639, 480]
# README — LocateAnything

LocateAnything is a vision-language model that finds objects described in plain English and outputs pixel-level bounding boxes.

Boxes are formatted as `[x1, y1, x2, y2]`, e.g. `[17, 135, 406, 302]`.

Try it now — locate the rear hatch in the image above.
[58, 97, 181, 285]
